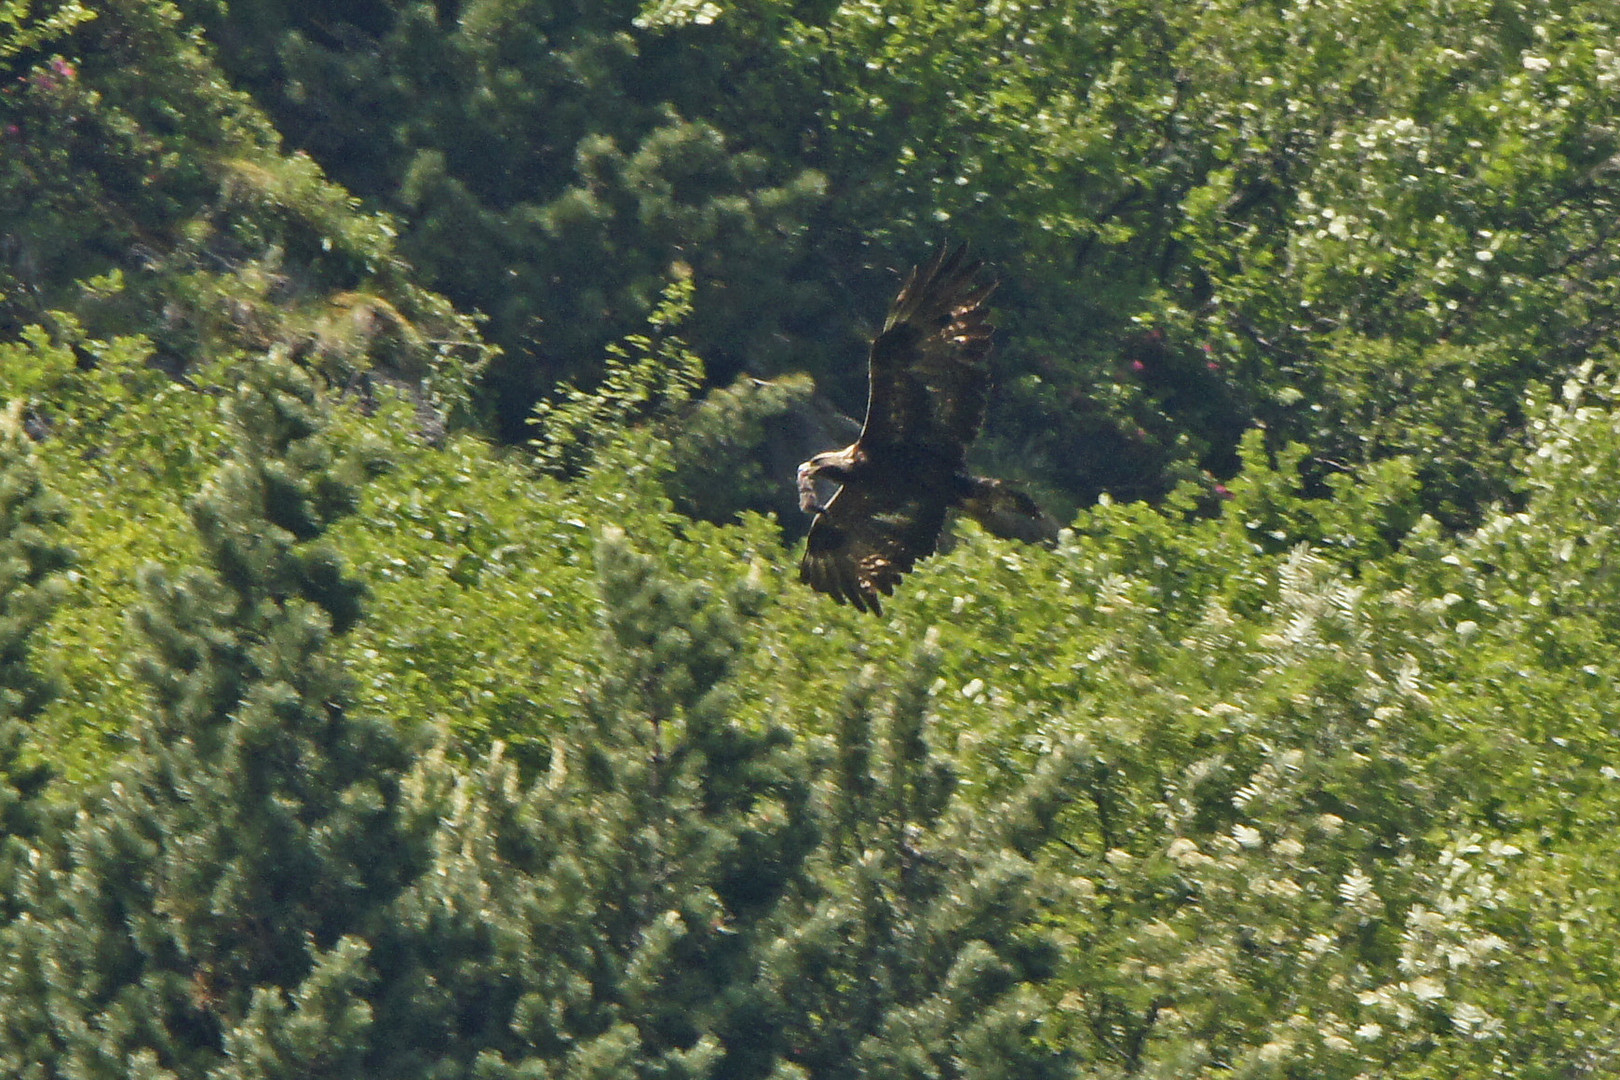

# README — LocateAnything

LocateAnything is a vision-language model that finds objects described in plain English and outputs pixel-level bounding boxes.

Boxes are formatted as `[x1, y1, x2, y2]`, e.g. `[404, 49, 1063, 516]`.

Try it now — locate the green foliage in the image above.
[0, 322, 222, 775]
[13, 3, 1620, 1077]
[7, 324, 1620, 1075]
[529, 275, 705, 477]
[0, 0, 93, 58]
[765, 0, 1620, 524]
[527, 275, 820, 529]
[0, 398, 72, 918]
[366, 528, 1077, 1078]
[1145, 0, 1620, 523]
[168, 0, 1620, 524]
[0, 1, 491, 413]
[0, 355, 418, 1077]
[755, 646, 1081, 1080]
[0, 401, 72, 722]
[179, 0, 829, 433]
[665, 371, 817, 527]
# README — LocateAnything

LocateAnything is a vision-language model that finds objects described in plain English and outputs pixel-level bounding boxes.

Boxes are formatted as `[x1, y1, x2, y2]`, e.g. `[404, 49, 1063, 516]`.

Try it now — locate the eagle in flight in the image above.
[797, 244, 1056, 614]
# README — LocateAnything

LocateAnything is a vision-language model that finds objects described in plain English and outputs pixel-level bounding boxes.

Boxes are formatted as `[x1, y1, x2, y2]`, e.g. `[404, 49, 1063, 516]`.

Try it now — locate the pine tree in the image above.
[387, 529, 1082, 1079]
[380, 525, 818, 1077]
[0, 400, 74, 917]
[754, 646, 1084, 1080]
[0, 356, 418, 1078]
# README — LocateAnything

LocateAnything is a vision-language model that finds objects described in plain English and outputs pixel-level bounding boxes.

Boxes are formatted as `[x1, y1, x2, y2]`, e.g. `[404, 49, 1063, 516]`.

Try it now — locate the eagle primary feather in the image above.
[798, 244, 1055, 614]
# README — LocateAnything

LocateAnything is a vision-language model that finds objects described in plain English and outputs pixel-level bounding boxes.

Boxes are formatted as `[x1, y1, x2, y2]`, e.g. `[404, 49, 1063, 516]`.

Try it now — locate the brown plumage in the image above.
[797, 244, 1056, 614]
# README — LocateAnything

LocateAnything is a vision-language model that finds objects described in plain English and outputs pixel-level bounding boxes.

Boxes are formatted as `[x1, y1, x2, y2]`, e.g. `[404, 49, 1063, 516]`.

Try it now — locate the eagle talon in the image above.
[796, 461, 826, 516]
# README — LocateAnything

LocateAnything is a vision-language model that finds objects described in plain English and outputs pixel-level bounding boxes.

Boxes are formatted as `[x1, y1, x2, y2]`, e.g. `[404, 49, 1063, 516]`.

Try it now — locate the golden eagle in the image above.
[797, 244, 1056, 614]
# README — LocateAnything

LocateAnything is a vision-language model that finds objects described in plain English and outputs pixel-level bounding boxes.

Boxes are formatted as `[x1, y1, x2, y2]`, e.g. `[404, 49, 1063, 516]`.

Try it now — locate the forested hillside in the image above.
[4, 1, 1620, 1076]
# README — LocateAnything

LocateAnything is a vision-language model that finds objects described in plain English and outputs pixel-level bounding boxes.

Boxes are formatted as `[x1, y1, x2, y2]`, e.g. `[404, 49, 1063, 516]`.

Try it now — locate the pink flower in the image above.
[1207, 360, 1219, 371]
[4, 124, 18, 137]
[49, 59, 76, 79]
[1214, 483, 1232, 498]
[1131, 359, 1145, 372]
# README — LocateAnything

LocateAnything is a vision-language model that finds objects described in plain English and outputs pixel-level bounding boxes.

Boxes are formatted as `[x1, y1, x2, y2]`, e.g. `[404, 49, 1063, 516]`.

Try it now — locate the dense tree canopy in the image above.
[5, 1, 1620, 1076]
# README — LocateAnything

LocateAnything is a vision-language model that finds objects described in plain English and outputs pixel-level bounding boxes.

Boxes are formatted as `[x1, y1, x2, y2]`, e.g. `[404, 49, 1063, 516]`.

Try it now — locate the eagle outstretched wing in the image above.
[799, 481, 949, 614]
[859, 243, 997, 460]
